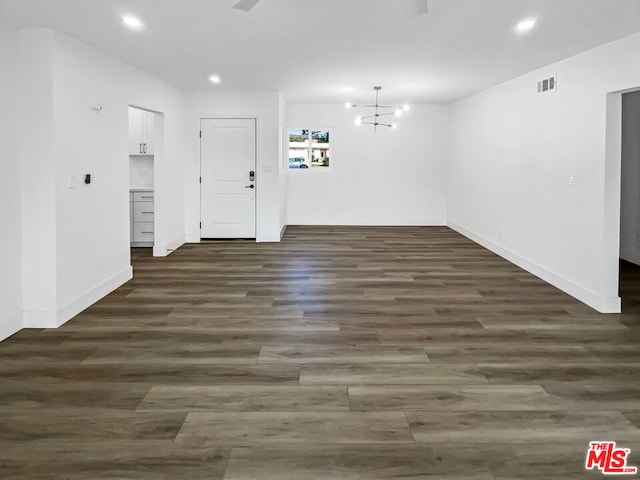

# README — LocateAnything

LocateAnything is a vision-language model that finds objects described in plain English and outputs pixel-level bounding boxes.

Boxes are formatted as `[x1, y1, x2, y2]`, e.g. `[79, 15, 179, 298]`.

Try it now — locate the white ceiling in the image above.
[2, 0, 640, 104]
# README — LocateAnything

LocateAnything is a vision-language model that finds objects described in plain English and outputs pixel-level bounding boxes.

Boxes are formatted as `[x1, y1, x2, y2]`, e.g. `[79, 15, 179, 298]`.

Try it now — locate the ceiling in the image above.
[2, 0, 640, 104]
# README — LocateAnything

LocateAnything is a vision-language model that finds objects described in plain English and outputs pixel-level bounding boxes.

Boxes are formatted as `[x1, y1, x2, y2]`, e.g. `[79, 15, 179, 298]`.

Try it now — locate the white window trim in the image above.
[286, 126, 334, 173]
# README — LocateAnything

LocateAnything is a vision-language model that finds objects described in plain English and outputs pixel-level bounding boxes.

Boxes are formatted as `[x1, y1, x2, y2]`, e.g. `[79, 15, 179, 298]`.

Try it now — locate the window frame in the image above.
[286, 126, 334, 173]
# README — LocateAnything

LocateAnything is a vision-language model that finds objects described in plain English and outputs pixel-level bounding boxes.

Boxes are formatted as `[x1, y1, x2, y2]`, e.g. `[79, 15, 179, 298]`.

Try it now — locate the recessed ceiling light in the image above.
[515, 18, 537, 34]
[122, 16, 144, 30]
[209, 75, 222, 85]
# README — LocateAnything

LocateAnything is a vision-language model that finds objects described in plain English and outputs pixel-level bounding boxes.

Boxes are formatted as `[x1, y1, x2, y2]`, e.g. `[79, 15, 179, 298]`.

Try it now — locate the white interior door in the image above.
[200, 118, 256, 238]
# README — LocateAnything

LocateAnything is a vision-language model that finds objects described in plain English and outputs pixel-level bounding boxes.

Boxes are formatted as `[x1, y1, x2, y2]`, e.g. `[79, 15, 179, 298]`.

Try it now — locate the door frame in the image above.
[199, 116, 259, 241]
[127, 105, 168, 257]
[605, 86, 640, 311]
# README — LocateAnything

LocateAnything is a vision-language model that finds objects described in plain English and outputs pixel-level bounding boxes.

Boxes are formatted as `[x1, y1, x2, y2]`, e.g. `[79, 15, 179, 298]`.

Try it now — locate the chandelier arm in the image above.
[353, 105, 397, 109]
[361, 120, 394, 128]
[350, 86, 407, 130]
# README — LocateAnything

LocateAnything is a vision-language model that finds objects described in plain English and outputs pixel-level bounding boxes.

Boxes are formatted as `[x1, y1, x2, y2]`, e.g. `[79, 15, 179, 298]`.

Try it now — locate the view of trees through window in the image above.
[288, 128, 332, 169]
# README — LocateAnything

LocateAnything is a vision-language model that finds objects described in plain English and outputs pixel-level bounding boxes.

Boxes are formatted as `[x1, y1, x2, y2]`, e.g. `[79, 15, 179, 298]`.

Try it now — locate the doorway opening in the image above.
[128, 106, 164, 252]
[619, 90, 640, 314]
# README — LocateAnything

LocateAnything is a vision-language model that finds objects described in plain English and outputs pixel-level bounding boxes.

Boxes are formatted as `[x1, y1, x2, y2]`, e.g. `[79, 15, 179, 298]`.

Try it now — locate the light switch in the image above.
[68, 174, 77, 188]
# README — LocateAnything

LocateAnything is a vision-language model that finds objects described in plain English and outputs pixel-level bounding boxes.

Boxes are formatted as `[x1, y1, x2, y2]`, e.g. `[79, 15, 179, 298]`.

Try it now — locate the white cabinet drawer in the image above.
[130, 190, 154, 246]
[133, 222, 154, 242]
[133, 191, 154, 202]
[133, 201, 154, 222]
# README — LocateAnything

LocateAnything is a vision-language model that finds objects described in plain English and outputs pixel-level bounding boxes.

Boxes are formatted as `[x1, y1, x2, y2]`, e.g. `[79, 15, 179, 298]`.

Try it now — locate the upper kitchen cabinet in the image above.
[128, 107, 154, 155]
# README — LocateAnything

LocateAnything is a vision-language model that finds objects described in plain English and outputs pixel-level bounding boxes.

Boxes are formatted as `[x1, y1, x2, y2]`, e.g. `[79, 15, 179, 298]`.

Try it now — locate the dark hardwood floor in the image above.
[1, 226, 639, 479]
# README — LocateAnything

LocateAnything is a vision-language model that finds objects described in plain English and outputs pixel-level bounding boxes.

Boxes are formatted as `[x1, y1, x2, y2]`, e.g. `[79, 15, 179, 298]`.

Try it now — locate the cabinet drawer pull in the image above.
[139, 143, 143, 154]
[141, 211, 153, 214]
[143, 143, 147, 154]
[142, 231, 153, 234]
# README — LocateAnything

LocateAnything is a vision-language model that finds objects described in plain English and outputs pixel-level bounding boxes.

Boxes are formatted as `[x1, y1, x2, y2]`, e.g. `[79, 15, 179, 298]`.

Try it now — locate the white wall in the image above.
[184, 91, 283, 242]
[286, 104, 449, 225]
[620, 91, 640, 265]
[0, 30, 23, 340]
[20, 29, 57, 327]
[52, 31, 186, 322]
[449, 32, 640, 313]
[13, 29, 186, 329]
[129, 155, 154, 189]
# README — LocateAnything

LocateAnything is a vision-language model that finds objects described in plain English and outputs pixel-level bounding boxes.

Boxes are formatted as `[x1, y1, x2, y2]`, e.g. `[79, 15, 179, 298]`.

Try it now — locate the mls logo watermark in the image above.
[585, 441, 638, 475]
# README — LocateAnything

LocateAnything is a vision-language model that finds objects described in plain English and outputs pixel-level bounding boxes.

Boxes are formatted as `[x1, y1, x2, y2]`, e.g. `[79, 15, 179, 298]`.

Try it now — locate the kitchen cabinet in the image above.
[128, 107, 154, 155]
[130, 190, 154, 247]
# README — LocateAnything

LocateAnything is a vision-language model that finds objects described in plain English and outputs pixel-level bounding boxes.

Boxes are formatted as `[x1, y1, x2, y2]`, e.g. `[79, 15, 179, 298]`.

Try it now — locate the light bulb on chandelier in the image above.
[346, 86, 409, 131]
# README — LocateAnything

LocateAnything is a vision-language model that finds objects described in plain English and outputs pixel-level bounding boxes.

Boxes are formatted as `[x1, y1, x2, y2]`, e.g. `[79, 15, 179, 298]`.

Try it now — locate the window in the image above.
[288, 128, 332, 170]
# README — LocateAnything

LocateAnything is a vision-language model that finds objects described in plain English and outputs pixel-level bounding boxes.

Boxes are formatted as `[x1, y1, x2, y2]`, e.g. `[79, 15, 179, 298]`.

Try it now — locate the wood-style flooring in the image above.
[1, 226, 639, 479]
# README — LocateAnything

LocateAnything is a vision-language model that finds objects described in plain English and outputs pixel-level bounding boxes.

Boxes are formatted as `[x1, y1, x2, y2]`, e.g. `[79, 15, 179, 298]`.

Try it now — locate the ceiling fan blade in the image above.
[401, 0, 429, 17]
[232, 0, 261, 12]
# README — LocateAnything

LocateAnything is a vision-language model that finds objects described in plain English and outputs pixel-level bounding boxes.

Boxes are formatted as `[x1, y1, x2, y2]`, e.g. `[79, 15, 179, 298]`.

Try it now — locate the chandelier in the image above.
[346, 86, 409, 131]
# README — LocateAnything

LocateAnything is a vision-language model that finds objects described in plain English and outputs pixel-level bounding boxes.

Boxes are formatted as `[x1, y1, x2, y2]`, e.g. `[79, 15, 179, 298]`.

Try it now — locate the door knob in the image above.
[245, 185, 255, 189]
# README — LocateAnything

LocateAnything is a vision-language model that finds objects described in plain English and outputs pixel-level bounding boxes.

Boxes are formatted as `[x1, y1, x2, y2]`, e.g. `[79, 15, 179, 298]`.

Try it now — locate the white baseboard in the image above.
[56, 266, 133, 325]
[23, 310, 57, 329]
[280, 224, 287, 240]
[0, 311, 23, 342]
[448, 221, 621, 314]
[257, 231, 282, 243]
[153, 235, 185, 257]
[185, 232, 201, 243]
[23, 266, 133, 329]
[287, 217, 447, 226]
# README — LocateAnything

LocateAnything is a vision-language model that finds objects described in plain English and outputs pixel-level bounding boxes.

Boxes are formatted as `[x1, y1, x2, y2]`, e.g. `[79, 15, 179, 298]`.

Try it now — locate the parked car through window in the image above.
[288, 157, 310, 169]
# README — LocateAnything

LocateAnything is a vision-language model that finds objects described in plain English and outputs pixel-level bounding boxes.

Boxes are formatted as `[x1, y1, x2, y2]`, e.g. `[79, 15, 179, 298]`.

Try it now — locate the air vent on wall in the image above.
[537, 75, 557, 94]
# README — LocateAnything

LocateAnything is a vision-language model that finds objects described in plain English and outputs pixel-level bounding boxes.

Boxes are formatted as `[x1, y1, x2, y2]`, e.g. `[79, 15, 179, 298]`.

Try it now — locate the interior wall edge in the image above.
[23, 311, 57, 329]
[257, 231, 285, 243]
[447, 221, 621, 314]
[153, 236, 186, 258]
[0, 312, 23, 342]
